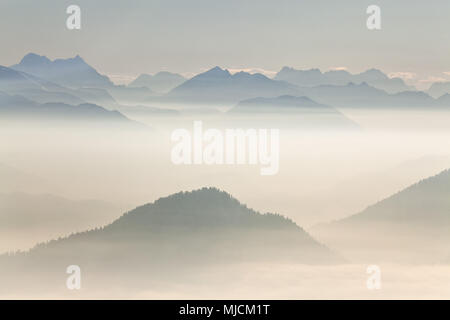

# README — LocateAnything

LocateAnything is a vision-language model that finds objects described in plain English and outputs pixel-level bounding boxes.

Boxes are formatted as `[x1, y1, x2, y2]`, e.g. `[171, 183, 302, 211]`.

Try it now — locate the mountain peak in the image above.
[72, 54, 84, 62]
[19, 53, 51, 66]
[106, 186, 304, 233]
[151, 187, 240, 212]
[358, 68, 388, 80]
[203, 66, 231, 77]
[280, 66, 293, 72]
[54, 54, 87, 66]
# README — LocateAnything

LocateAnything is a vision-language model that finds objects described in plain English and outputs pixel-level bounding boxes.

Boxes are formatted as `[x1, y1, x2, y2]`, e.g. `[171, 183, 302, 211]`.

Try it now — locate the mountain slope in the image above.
[0, 65, 86, 105]
[311, 169, 450, 263]
[0, 91, 136, 125]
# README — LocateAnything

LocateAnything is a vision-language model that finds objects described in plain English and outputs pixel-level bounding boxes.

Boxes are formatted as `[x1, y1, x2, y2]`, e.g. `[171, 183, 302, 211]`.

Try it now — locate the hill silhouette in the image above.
[0, 188, 341, 294]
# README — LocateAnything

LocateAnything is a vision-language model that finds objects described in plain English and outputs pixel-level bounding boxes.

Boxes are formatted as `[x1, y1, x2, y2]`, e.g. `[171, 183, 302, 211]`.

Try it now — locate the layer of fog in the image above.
[2, 263, 450, 299]
[2, 107, 450, 298]
[2, 108, 450, 231]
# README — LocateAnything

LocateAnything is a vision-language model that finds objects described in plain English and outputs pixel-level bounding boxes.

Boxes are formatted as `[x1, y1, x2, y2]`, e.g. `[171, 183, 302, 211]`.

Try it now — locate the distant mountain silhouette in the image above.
[0, 65, 119, 107]
[230, 95, 337, 113]
[0, 91, 137, 125]
[159, 67, 447, 109]
[164, 67, 301, 104]
[228, 95, 358, 129]
[275, 67, 414, 94]
[0, 188, 341, 293]
[428, 82, 450, 98]
[11, 53, 113, 89]
[9, 53, 154, 105]
[129, 72, 186, 93]
[6, 55, 447, 109]
[300, 82, 448, 108]
[0, 65, 86, 105]
[312, 169, 450, 263]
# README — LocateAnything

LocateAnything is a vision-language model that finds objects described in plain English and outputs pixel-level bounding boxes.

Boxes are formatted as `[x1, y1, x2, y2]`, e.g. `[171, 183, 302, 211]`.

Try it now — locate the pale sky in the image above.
[1, 0, 450, 88]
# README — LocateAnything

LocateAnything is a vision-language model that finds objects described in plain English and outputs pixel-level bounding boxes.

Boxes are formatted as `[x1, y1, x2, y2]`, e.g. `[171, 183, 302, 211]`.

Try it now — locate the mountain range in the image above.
[160, 66, 449, 109]
[2, 53, 450, 120]
[164, 66, 300, 104]
[275, 67, 414, 94]
[7, 187, 339, 264]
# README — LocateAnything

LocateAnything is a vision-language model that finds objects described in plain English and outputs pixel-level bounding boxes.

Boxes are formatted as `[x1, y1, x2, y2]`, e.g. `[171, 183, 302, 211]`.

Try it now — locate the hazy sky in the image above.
[1, 0, 449, 87]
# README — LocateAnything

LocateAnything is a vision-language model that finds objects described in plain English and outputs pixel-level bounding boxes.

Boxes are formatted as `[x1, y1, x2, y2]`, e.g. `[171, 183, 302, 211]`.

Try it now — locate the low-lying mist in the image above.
[2, 107, 450, 229]
[1, 107, 450, 299]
